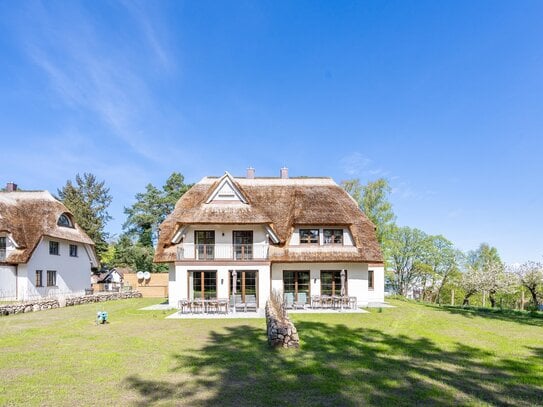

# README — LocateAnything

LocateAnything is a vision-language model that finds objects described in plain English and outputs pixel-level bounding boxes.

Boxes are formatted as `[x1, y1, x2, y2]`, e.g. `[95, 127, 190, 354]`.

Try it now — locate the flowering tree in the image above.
[460, 243, 515, 307]
[460, 266, 484, 305]
[514, 261, 543, 307]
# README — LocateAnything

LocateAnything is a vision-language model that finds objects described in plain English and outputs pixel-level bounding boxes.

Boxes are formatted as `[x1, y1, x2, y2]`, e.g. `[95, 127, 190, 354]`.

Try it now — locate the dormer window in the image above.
[58, 213, 74, 228]
[324, 229, 343, 245]
[300, 229, 319, 244]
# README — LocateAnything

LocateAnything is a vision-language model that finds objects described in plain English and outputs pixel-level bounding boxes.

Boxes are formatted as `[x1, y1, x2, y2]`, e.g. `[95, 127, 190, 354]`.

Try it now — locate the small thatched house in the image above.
[0, 183, 98, 300]
[154, 169, 384, 309]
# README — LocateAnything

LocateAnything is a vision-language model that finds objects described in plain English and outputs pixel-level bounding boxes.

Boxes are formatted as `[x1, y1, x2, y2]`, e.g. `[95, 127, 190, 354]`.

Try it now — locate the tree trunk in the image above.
[528, 287, 540, 307]
[435, 276, 449, 305]
[489, 292, 496, 308]
[462, 291, 474, 306]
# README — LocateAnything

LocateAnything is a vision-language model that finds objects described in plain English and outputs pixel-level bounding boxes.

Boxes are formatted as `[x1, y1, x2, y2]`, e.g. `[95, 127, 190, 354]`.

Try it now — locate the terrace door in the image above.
[233, 231, 253, 260]
[229, 270, 258, 303]
[195, 231, 215, 260]
[283, 271, 310, 301]
[321, 270, 347, 296]
[189, 271, 217, 300]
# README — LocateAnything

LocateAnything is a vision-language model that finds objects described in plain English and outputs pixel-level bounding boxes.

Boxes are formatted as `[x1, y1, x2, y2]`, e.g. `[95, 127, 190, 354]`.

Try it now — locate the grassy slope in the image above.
[0, 299, 542, 406]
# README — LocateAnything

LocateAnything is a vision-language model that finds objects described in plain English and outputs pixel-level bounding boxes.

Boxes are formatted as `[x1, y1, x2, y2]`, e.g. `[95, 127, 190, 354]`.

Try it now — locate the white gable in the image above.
[205, 172, 248, 204]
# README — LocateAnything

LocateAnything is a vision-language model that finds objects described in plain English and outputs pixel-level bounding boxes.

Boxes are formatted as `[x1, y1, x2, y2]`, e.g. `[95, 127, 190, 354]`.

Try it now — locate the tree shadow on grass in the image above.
[423, 304, 543, 328]
[125, 322, 543, 406]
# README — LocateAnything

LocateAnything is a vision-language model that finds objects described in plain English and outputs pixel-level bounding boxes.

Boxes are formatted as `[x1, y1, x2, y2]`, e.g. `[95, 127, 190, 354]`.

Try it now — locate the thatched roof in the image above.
[0, 191, 95, 264]
[155, 174, 383, 264]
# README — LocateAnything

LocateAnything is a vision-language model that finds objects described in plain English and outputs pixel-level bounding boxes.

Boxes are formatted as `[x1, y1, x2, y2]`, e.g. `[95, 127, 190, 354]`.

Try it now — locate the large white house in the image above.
[0, 183, 98, 300]
[154, 169, 384, 309]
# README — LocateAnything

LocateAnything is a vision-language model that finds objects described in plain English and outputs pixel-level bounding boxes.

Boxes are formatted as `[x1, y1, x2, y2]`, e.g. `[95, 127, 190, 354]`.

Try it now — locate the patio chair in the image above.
[283, 292, 294, 309]
[207, 299, 219, 314]
[230, 294, 246, 312]
[245, 295, 257, 312]
[178, 299, 191, 314]
[191, 298, 204, 314]
[217, 298, 229, 314]
[311, 295, 321, 309]
[349, 296, 357, 310]
[321, 295, 332, 309]
[294, 292, 307, 309]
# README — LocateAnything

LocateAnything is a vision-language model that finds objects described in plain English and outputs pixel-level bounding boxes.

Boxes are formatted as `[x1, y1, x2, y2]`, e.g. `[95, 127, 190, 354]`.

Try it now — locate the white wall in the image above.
[181, 225, 268, 245]
[289, 227, 354, 246]
[271, 263, 384, 306]
[170, 264, 271, 308]
[0, 265, 17, 300]
[20, 237, 93, 300]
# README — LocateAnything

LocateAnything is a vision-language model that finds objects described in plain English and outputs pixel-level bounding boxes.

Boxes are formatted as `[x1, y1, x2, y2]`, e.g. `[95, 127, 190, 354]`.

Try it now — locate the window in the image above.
[368, 270, 374, 290]
[69, 244, 78, 257]
[233, 231, 253, 260]
[321, 270, 347, 296]
[47, 270, 57, 287]
[195, 231, 215, 260]
[49, 241, 59, 255]
[323, 229, 343, 244]
[230, 270, 258, 303]
[283, 271, 310, 301]
[189, 271, 217, 300]
[57, 213, 74, 228]
[35, 270, 43, 287]
[299, 229, 319, 244]
[0, 237, 6, 260]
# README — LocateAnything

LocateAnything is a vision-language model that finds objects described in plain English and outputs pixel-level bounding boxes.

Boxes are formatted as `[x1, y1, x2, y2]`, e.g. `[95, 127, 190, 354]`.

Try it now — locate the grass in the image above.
[1, 299, 542, 406]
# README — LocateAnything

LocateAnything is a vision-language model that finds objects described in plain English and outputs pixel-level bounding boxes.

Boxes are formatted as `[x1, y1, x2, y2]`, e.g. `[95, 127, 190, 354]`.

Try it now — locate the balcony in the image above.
[177, 243, 269, 261]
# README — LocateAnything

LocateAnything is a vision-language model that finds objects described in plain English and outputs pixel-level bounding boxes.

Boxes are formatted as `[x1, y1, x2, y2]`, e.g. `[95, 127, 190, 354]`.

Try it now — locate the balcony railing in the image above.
[0, 249, 6, 262]
[177, 243, 269, 261]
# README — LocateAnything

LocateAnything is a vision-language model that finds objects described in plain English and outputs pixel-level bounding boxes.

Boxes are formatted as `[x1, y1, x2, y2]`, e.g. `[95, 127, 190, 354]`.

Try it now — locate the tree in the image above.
[123, 172, 191, 246]
[465, 243, 506, 307]
[387, 227, 428, 296]
[514, 261, 543, 307]
[419, 235, 459, 303]
[342, 178, 396, 255]
[460, 265, 484, 305]
[58, 173, 112, 259]
[110, 234, 159, 272]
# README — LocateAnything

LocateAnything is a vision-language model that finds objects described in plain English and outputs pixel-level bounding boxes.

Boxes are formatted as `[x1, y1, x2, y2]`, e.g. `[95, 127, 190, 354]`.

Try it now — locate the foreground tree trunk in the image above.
[489, 292, 497, 308]
[527, 287, 540, 307]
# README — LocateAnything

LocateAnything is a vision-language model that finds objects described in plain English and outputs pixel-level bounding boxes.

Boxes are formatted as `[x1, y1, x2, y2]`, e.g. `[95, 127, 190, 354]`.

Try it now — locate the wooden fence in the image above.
[123, 273, 169, 298]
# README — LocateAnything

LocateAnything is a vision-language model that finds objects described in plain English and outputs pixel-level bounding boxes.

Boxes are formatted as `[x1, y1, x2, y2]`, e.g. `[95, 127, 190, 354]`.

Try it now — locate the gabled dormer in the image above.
[205, 172, 248, 204]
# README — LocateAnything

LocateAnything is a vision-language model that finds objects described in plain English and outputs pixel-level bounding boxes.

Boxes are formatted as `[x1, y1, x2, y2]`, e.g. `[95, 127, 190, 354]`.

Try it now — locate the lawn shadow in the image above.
[125, 322, 543, 406]
[423, 303, 543, 327]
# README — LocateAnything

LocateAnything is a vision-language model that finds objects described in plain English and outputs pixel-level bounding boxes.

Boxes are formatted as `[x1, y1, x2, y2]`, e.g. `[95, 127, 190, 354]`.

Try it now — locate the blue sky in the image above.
[1, 1, 542, 263]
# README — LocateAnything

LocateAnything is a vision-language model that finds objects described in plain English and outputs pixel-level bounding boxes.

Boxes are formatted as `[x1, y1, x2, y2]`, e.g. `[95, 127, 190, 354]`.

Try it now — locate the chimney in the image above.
[280, 167, 289, 179]
[6, 182, 17, 192]
[246, 167, 255, 179]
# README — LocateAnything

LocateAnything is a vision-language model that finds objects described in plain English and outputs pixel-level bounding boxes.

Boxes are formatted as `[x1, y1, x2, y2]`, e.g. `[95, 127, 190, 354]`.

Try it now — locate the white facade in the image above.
[0, 237, 95, 301]
[167, 223, 384, 307]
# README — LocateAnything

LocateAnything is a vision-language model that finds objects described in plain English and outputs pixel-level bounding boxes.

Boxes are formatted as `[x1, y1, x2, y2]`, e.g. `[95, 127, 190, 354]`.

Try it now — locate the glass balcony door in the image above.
[229, 270, 258, 303]
[189, 271, 217, 300]
[233, 231, 253, 260]
[195, 231, 215, 260]
[283, 270, 310, 301]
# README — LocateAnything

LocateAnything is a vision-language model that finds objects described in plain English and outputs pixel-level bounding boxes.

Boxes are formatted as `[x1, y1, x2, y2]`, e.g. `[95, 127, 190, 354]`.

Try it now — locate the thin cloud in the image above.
[120, 0, 174, 70]
[20, 2, 180, 163]
[341, 152, 372, 176]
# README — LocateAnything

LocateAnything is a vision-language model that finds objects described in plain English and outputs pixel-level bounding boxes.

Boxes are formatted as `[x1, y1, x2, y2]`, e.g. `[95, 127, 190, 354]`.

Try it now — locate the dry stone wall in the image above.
[266, 301, 300, 349]
[0, 291, 142, 316]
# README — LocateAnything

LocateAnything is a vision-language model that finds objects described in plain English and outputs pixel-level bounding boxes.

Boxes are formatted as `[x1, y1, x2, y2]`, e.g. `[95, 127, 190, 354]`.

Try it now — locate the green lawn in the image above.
[1, 299, 542, 406]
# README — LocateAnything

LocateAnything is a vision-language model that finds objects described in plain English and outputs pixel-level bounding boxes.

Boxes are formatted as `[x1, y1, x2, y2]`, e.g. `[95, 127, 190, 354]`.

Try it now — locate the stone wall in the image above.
[265, 301, 300, 349]
[0, 291, 142, 316]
